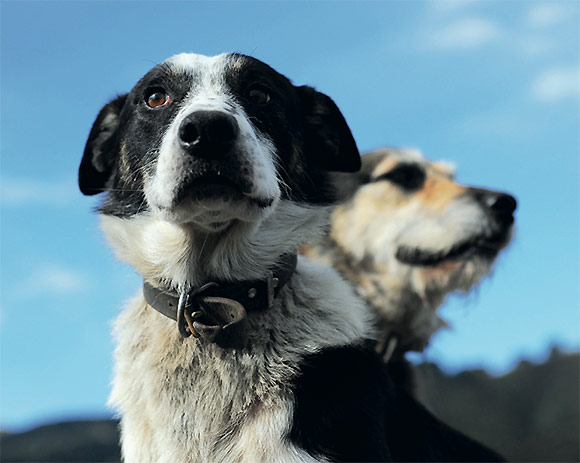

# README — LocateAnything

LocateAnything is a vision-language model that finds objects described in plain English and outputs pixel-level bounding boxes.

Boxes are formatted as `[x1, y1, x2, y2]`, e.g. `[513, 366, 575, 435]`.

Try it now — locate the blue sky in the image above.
[1, 1, 578, 431]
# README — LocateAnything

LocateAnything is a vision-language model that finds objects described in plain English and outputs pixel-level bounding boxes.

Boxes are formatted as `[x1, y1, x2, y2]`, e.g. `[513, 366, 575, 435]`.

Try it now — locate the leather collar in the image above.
[143, 253, 297, 349]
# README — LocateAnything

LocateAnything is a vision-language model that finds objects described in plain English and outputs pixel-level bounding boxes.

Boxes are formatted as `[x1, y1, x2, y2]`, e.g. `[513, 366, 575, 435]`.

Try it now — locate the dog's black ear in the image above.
[79, 94, 128, 195]
[296, 86, 361, 173]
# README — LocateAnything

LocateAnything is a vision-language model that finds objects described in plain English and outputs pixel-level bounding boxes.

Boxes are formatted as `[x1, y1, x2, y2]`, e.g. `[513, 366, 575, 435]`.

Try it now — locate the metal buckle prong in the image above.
[177, 291, 192, 337]
[177, 282, 219, 338]
[266, 272, 275, 309]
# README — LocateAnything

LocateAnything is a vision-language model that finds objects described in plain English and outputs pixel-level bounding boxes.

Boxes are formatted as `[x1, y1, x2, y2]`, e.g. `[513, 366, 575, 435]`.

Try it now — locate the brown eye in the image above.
[248, 87, 271, 105]
[145, 88, 171, 108]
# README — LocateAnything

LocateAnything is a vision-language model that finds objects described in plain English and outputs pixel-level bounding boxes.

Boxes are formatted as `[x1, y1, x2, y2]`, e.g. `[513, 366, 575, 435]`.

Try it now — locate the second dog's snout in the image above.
[473, 189, 517, 225]
[489, 193, 517, 219]
[178, 111, 239, 158]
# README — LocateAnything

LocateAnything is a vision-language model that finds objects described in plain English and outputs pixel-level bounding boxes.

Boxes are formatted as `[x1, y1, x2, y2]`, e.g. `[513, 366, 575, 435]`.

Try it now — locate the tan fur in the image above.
[416, 176, 467, 211]
[304, 148, 514, 354]
[119, 143, 132, 183]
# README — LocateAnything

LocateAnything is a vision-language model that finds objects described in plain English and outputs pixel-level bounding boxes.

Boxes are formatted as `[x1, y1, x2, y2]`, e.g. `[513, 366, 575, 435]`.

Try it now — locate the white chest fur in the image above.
[109, 258, 374, 463]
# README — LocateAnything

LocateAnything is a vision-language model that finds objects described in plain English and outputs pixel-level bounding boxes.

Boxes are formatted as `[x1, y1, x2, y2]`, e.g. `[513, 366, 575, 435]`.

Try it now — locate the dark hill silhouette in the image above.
[416, 347, 579, 462]
[0, 420, 120, 462]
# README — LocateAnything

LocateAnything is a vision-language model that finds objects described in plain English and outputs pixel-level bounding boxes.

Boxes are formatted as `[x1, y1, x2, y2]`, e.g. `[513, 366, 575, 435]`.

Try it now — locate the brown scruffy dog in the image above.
[303, 147, 517, 360]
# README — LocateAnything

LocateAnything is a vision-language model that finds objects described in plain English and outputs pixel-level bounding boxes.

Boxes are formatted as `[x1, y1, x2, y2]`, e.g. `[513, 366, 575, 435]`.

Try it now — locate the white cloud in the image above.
[38, 266, 89, 293]
[428, 18, 501, 50]
[518, 36, 556, 56]
[13, 264, 90, 299]
[526, 3, 571, 28]
[0, 178, 79, 207]
[531, 66, 580, 102]
[455, 110, 531, 139]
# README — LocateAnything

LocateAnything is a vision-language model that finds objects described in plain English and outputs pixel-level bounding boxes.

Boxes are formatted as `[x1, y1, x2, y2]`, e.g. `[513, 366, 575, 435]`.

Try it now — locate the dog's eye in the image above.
[374, 164, 426, 190]
[247, 86, 271, 105]
[145, 88, 171, 109]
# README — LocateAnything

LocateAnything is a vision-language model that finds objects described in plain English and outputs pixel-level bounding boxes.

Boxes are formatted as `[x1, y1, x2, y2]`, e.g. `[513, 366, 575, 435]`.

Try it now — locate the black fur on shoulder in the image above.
[290, 345, 505, 462]
[290, 345, 392, 462]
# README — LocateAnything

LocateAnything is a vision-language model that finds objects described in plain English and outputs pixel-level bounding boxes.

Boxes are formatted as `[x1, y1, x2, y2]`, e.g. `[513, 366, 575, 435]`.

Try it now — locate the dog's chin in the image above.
[396, 227, 513, 268]
[152, 188, 278, 231]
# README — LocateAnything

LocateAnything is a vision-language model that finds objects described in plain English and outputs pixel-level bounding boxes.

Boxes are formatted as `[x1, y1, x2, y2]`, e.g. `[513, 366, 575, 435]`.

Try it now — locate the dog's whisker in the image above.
[272, 156, 292, 198]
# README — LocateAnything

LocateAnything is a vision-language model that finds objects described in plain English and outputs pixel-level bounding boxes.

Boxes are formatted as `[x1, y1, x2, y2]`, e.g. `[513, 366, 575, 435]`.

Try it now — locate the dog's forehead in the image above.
[367, 149, 455, 181]
[163, 52, 233, 77]
[429, 160, 456, 179]
[370, 150, 424, 175]
[139, 53, 288, 91]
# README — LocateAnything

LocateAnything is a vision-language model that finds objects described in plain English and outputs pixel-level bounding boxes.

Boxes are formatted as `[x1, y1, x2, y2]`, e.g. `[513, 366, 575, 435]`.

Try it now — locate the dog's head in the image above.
[328, 148, 516, 348]
[79, 53, 359, 287]
[333, 148, 517, 294]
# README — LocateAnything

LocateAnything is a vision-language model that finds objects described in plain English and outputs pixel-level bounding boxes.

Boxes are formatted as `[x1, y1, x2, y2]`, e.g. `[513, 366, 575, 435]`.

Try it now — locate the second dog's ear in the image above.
[296, 86, 361, 173]
[79, 94, 128, 195]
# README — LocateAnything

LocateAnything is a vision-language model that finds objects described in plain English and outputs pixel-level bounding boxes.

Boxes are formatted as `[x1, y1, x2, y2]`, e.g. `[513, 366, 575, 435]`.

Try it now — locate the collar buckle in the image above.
[142, 252, 298, 349]
[266, 272, 279, 309]
[177, 282, 219, 338]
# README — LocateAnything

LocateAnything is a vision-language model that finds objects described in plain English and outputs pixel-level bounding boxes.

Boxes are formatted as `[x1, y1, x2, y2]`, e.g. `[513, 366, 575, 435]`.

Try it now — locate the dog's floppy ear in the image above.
[296, 86, 361, 173]
[79, 94, 128, 195]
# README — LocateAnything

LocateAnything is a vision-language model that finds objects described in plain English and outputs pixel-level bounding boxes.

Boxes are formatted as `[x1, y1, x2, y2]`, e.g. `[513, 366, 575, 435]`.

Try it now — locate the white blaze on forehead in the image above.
[163, 53, 234, 115]
[164, 52, 232, 74]
[162, 52, 240, 95]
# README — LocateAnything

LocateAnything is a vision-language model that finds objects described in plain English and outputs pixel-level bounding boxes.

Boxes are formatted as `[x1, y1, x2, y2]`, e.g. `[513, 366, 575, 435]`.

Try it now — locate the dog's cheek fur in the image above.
[80, 94, 157, 216]
[98, 100, 179, 218]
[88, 64, 197, 217]
[248, 84, 360, 206]
[245, 104, 340, 206]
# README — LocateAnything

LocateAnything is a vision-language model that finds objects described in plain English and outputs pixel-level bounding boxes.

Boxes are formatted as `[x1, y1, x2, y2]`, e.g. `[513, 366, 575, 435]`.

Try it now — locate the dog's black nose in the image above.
[473, 189, 517, 225]
[178, 111, 239, 159]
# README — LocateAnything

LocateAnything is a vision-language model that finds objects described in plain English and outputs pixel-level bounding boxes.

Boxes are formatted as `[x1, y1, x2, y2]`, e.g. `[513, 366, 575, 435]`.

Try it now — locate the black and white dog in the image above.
[79, 53, 503, 462]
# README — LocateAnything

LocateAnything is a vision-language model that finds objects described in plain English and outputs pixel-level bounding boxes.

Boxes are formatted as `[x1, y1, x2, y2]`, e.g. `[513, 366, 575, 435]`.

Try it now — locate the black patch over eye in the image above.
[145, 87, 171, 109]
[247, 85, 271, 105]
[374, 163, 426, 190]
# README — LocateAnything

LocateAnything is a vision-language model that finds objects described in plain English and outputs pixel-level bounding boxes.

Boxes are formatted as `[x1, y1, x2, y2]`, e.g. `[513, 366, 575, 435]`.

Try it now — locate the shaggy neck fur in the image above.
[110, 256, 374, 462]
[304, 234, 447, 352]
[104, 202, 376, 462]
[101, 201, 329, 293]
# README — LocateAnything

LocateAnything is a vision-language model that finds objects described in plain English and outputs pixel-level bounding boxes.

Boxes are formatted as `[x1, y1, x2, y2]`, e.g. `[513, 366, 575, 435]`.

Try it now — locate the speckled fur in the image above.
[110, 253, 372, 463]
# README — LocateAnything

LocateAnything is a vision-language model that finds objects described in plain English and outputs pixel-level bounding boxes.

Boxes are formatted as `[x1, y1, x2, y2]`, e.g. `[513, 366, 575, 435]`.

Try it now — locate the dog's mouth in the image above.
[395, 229, 512, 267]
[175, 172, 274, 209]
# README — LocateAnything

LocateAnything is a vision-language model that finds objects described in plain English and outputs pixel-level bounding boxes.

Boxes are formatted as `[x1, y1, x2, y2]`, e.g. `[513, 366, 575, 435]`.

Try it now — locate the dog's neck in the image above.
[100, 201, 331, 293]
[304, 232, 450, 351]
